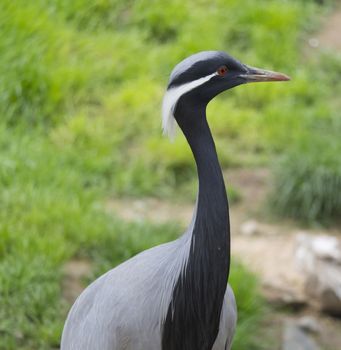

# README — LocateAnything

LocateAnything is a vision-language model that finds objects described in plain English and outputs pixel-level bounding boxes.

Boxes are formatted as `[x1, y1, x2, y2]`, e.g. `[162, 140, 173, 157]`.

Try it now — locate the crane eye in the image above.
[217, 65, 228, 76]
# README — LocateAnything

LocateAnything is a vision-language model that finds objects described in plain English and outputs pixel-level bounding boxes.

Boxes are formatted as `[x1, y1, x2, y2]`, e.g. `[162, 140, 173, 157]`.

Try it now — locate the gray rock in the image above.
[263, 282, 307, 310]
[282, 321, 321, 350]
[240, 220, 261, 236]
[295, 233, 341, 316]
[297, 316, 320, 334]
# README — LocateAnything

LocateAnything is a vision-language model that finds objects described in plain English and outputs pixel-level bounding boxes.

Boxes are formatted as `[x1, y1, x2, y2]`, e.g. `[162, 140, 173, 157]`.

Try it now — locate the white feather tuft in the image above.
[162, 72, 218, 140]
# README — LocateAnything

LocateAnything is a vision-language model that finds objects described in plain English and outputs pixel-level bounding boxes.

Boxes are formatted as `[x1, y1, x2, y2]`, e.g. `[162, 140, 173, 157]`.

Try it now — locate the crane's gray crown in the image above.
[168, 51, 245, 89]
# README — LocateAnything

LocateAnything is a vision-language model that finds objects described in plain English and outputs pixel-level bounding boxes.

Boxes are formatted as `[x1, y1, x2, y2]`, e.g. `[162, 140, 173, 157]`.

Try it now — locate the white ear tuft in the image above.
[162, 89, 178, 140]
[161, 72, 218, 140]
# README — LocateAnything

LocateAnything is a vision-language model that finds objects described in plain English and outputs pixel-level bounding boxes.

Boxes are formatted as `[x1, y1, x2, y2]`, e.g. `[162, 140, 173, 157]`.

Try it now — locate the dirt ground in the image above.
[306, 0, 341, 52]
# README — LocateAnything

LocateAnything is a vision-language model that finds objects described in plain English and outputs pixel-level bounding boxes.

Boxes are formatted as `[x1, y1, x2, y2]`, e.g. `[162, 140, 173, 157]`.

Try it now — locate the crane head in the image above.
[162, 51, 290, 138]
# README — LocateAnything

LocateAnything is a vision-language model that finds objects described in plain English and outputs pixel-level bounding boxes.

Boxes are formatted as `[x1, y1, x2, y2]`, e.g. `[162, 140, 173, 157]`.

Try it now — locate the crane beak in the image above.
[240, 66, 291, 83]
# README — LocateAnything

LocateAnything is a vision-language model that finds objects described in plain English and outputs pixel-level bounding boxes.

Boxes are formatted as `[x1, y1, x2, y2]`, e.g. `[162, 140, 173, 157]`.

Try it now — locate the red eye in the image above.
[217, 65, 228, 76]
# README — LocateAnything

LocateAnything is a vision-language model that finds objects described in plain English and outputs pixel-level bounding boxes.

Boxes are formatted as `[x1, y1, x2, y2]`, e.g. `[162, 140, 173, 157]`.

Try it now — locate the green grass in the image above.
[269, 134, 341, 223]
[1, 0, 338, 213]
[268, 52, 341, 223]
[0, 0, 340, 349]
[0, 126, 262, 349]
[0, 100, 262, 350]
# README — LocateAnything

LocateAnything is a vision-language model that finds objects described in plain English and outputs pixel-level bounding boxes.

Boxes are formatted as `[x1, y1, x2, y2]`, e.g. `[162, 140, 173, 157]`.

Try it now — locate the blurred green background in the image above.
[0, 0, 340, 349]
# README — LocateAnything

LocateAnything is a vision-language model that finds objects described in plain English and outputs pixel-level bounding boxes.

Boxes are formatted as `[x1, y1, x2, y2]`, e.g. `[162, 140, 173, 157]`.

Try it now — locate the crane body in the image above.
[61, 51, 289, 350]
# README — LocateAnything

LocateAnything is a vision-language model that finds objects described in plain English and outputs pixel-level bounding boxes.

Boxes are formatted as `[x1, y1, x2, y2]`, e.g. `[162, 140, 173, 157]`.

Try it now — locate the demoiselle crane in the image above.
[61, 51, 289, 350]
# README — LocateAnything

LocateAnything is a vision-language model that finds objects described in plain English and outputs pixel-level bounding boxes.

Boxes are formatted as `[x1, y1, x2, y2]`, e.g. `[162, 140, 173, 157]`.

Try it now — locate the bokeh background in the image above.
[0, 0, 340, 349]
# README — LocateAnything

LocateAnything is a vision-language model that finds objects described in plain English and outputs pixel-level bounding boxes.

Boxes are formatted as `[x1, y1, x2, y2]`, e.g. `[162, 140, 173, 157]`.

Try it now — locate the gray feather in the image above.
[61, 206, 237, 350]
[169, 51, 225, 85]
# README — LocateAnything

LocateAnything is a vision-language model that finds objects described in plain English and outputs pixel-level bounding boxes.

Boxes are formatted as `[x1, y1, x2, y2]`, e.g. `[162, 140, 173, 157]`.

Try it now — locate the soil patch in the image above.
[62, 259, 92, 304]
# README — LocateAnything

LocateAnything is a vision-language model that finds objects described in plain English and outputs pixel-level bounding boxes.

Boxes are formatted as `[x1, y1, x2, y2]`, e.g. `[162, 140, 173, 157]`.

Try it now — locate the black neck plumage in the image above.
[162, 98, 231, 350]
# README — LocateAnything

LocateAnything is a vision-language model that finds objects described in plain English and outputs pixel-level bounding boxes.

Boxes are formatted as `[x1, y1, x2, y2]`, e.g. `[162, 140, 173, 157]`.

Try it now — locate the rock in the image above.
[263, 282, 307, 310]
[308, 38, 320, 48]
[295, 233, 341, 316]
[282, 321, 321, 350]
[296, 233, 341, 266]
[240, 220, 261, 236]
[297, 316, 320, 334]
